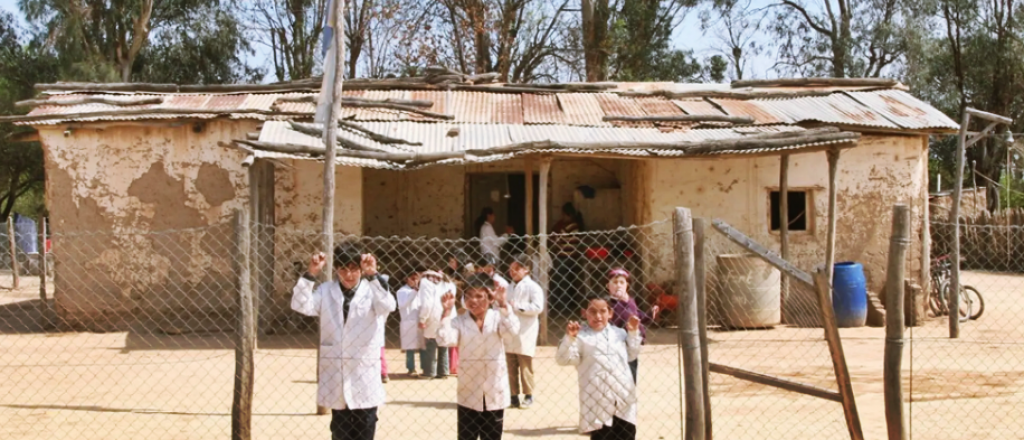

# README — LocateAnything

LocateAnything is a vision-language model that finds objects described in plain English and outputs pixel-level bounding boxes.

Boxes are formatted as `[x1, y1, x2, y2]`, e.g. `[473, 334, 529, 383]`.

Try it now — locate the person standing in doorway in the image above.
[505, 253, 544, 409]
[476, 207, 514, 261]
[291, 245, 397, 440]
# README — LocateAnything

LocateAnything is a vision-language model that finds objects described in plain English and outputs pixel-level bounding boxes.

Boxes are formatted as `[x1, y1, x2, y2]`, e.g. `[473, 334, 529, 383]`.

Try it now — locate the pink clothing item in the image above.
[449, 347, 459, 374]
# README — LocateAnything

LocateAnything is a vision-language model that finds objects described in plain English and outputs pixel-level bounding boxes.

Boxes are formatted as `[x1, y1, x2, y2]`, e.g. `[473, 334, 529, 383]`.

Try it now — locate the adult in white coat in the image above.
[504, 253, 545, 409]
[436, 273, 520, 440]
[292, 245, 396, 440]
[476, 207, 513, 261]
[556, 296, 642, 439]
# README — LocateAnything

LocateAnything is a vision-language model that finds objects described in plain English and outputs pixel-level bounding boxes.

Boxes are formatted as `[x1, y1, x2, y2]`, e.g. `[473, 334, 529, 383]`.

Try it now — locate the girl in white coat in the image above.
[397, 265, 426, 376]
[436, 273, 521, 440]
[291, 245, 397, 440]
[505, 253, 545, 409]
[556, 296, 642, 440]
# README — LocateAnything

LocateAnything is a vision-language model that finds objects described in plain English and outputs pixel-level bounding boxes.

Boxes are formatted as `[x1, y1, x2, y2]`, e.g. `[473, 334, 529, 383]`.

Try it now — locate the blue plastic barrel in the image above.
[832, 262, 867, 328]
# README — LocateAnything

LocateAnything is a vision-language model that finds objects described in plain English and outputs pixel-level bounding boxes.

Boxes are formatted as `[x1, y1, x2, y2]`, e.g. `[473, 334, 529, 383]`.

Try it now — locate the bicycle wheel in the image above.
[962, 285, 985, 320]
[940, 282, 972, 322]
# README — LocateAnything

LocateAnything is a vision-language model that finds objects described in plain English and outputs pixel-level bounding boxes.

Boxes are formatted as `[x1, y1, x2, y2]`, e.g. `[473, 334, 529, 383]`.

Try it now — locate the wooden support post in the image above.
[38, 217, 48, 328]
[249, 160, 276, 338]
[917, 148, 930, 327]
[884, 205, 910, 440]
[232, 209, 254, 440]
[525, 158, 534, 236]
[825, 148, 841, 284]
[780, 154, 790, 323]
[812, 269, 865, 440]
[537, 157, 552, 345]
[710, 362, 842, 402]
[948, 111, 969, 339]
[8, 218, 18, 289]
[675, 208, 705, 440]
[712, 219, 814, 288]
[693, 217, 712, 440]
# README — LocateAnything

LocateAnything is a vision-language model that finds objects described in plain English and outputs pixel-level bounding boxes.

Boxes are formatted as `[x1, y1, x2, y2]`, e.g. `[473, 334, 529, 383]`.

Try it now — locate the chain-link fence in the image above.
[917, 220, 1024, 439]
[1, 218, 689, 440]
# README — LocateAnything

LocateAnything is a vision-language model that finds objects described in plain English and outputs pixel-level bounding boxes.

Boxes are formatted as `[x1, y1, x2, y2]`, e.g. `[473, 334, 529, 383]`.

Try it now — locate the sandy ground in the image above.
[1, 270, 1022, 440]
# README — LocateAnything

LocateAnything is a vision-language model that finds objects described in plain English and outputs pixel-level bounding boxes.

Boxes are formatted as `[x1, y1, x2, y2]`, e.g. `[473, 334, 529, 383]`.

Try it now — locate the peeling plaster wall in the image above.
[639, 135, 928, 323]
[363, 166, 466, 238]
[40, 120, 259, 330]
[274, 160, 362, 234]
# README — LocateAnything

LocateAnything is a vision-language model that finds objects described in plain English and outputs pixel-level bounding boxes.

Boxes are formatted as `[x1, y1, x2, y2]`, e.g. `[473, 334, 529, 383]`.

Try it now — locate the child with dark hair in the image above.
[557, 296, 642, 440]
[437, 273, 521, 440]
[397, 264, 426, 376]
[606, 268, 659, 383]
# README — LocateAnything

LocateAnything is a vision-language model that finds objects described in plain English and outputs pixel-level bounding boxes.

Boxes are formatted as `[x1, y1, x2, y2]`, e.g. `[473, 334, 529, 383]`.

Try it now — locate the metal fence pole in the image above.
[884, 204, 910, 440]
[8, 217, 18, 289]
[232, 209, 254, 440]
[675, 207, 705, 440]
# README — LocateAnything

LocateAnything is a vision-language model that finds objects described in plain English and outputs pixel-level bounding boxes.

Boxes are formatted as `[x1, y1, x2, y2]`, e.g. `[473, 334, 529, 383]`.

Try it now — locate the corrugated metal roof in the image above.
[844, 90, 958, 130]
[18, 85, 958, 132]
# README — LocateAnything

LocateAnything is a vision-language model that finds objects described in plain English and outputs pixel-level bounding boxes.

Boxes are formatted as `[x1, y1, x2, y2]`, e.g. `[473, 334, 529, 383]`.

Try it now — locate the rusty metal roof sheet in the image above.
[18, 85, 957, 132]
[844, 90, 957, 130]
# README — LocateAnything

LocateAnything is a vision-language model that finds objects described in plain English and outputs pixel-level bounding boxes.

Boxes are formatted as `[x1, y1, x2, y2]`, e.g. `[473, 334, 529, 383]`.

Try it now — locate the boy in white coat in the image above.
[396, 264, 426, 376]
[291, 245, 397, 440]
[505, 253, 545, 409]
[556, 296, 642, 440]
[418, 270, 453, 379]
[436, 273, 521, 440]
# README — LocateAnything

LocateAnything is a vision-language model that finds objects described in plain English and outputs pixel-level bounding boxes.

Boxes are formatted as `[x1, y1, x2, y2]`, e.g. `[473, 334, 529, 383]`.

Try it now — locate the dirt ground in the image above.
[1, 270, 1022, 440]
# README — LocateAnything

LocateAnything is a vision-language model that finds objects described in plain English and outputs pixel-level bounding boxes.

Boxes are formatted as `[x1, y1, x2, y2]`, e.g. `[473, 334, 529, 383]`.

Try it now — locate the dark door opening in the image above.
[465, 173, 539, 240]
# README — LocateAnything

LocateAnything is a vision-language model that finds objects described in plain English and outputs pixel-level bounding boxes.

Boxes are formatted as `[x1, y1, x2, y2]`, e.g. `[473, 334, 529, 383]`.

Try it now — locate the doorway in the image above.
[465, 173, 539, 240]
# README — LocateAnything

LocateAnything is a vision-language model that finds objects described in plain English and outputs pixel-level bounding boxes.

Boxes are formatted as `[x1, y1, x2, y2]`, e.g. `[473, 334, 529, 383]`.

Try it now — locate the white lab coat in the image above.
[291, 276, 397, 410]
[436, 305, 521, 412]
[397, 285, 424, 350]
[505, 275, 545, 356]
[418, 278, 456, 339]
[491, 273, 510, 290]
[479, 222, 508, 260]
[555, 324, 642, 434]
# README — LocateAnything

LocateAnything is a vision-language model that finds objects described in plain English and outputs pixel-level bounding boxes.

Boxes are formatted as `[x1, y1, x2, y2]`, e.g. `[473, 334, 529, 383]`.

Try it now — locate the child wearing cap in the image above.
[606, 268, 659, 383]
[437, 273, 521, 440]
[557, 296, 642, 440]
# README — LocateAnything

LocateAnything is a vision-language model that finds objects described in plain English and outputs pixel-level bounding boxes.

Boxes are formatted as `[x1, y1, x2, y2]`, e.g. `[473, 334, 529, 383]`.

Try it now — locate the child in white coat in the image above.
[418, 270, 453, 379]
[505, 253, 544, 409]
[397, 264, 426, 376]
[556, 296, 642, 440]
[437, 273, 520, 440]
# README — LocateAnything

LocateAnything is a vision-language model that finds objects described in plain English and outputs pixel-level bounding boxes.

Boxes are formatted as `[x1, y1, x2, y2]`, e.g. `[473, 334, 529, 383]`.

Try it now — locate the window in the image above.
[770, 190, 809, 231]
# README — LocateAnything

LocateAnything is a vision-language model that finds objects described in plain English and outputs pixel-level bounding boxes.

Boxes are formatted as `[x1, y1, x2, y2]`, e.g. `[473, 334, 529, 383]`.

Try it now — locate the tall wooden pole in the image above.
[779, 154, 790, 322]
[232, 209, 254, 440]
[537, 156, 552, 345]
[38, 217, 48, 328]
[693, 217, 712, 440]
[8, 218, 18, 289]
[948, 111, 969, 339]
[674, 207, 705, 440]
[525, 158, 534, 235]
[812, 269, 865, 440]
[826, 149, 841, 284]
[884, 205, 910, 440]
[315, 0, 345, 415]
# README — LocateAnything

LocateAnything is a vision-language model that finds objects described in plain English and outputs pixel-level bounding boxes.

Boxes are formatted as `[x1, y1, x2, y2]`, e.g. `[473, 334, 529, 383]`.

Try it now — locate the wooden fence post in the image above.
[232, 209, 254, 440]
[884, 205, 910, 440]
[693, 217, 712, 439]
[675, 208, 705, 440]
[812, 269, 865, 440]
[8, 217, 19, 289]
[38, 217, 49, 328]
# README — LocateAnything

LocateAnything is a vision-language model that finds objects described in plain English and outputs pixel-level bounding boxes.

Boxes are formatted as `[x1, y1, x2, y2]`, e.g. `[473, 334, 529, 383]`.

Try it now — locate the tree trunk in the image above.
[582, 0, 610, 81]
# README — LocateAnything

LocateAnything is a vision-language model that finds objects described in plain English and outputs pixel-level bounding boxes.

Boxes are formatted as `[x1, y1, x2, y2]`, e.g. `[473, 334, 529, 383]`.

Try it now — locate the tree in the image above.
[238, 0, 327, 81]
[769, 0, 913, 77]
[0, 12, 56, 219]
[701, 0, 765, 80]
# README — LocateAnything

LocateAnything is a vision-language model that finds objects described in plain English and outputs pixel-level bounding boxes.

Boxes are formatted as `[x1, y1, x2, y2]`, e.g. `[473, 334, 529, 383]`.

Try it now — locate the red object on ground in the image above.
[46, 239, 51, 253]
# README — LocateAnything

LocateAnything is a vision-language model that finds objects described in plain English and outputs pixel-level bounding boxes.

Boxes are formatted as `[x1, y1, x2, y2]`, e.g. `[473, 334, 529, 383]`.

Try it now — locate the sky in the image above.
[0, 0, 776, 83]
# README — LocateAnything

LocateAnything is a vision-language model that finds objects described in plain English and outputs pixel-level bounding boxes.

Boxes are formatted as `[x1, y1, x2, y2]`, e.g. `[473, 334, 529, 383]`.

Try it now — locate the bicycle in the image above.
[930, 254, 985, 321]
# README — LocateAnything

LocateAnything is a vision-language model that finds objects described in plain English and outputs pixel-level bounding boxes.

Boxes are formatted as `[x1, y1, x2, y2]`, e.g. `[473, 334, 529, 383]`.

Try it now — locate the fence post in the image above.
[674, 207, 705, 440]
[948, 111, 969, 339]
[693, 217, 712, 440]
[232, 209, 254, 440]
[8, 217, 18, 289]
[884, 205, 910, 440]
[812, 269, 865, 440]
[38, 217, 49, 328]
